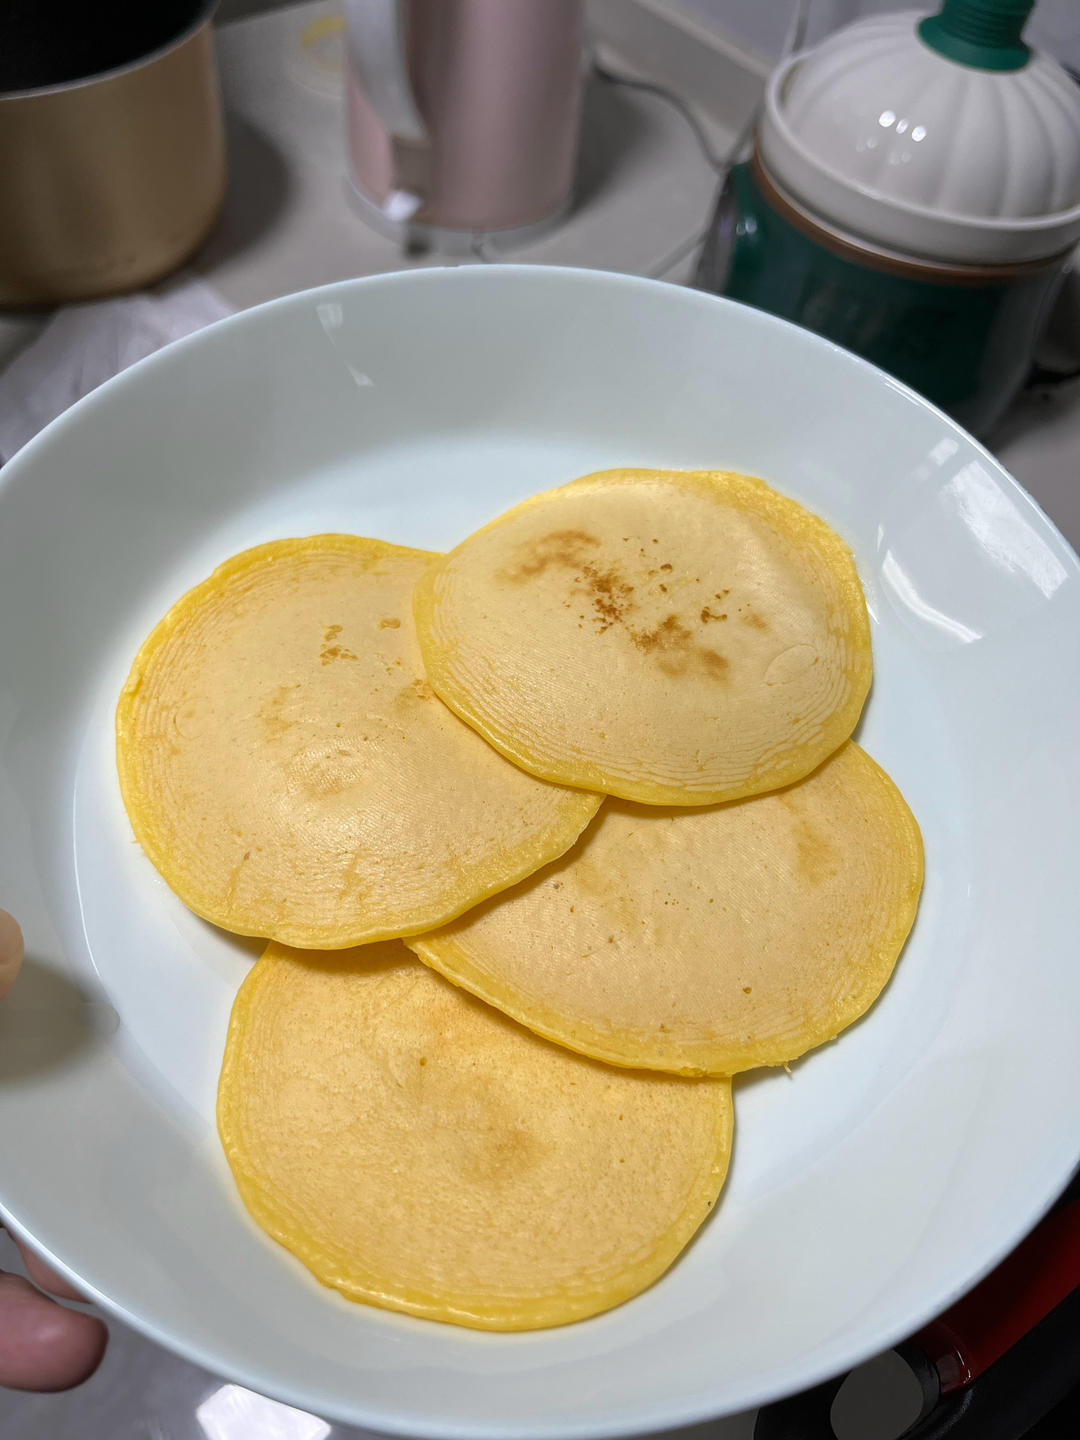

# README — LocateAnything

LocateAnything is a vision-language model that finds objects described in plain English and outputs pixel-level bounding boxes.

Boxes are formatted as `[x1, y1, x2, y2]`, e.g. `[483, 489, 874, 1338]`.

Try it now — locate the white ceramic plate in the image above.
[1, 267, 1078, 1438]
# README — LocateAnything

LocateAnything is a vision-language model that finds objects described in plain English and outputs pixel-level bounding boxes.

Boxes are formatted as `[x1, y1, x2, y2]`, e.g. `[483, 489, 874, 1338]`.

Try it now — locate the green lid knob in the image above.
[918, 0, 1035, 71]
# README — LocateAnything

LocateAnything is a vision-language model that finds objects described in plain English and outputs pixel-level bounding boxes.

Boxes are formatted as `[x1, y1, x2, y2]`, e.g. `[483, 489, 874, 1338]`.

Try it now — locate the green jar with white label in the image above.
[698, 0, 1080, 438]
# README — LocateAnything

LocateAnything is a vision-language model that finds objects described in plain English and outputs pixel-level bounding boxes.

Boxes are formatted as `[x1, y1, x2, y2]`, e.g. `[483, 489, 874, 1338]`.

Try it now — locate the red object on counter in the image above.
[915, 1197, 1080, 1391]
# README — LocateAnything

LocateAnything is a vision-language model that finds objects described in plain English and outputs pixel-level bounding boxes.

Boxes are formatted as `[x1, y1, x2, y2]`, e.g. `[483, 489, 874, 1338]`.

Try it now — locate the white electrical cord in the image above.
[591, 62, 732, 177]
[472, 0, 812, 278]
[621, 0, 812, 280]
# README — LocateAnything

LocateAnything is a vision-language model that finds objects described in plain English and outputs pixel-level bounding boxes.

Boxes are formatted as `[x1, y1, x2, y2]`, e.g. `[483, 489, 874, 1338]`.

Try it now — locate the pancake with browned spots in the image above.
[409, 744, 922, 1075]
[116, 537, 599, 948]
[217, 940, 733, 1328]
[414, 468, 872, 805]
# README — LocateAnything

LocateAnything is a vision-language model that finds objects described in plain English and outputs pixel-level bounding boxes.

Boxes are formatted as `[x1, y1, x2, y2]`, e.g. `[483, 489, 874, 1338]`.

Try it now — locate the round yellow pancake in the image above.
[410, 744, 922, 1075]
[217, 941, 733, 1330]
[414, 468, 872, 805]
[116, 537, 599, 948]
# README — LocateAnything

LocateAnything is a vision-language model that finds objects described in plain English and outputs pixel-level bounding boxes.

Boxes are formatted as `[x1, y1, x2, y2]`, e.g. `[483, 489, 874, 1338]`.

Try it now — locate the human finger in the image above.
[0, 1271, 107, 1391]
[0, 911, 23, 1001]
[13, 1237, 91, 1304]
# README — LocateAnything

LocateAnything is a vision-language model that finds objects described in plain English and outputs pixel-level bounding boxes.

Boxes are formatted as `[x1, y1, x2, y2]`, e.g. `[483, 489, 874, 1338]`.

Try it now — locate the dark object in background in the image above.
[700, 154, 1069, 441]
[755, 1175, 1080, 1440]
[0, 0, 225, 306]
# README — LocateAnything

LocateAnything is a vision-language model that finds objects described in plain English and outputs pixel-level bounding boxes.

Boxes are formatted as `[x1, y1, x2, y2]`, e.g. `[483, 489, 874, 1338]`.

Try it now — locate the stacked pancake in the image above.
[117, 470, 922, 1330]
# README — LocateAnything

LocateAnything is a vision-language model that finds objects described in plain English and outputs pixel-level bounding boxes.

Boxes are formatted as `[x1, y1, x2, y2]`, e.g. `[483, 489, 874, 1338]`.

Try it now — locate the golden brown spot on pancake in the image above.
[379, 617, 401, 629]
[743, 610, 769, 632]
[660, 563, 672, 572]
[320, 626, 357, 664]
[701, 651, 730, 680]
[288, 744, 355, 798]
[631, 614, 688, 655]
[793, 817, 839, 886]
[630, 615, 729, 682]
[321, 643, 358, 665]
[459, 1123, 549, 1187]
[700, 607, 727, 624]
[579, 563, 635, 633]
[501, 530, 600, 582]
[258, 684, 297, 741]
[395, 677, 435, 708]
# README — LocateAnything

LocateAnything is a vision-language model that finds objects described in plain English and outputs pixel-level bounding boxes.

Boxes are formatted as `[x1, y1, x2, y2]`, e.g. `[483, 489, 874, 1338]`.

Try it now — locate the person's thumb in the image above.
[0, 911, 23, 1001]
[0, 1270, 107, 1391]
[0, 913, 108, 1390]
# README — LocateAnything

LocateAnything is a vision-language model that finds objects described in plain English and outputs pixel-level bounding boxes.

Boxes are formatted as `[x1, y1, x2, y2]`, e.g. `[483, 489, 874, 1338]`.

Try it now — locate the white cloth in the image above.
[0, 275, 233, 464]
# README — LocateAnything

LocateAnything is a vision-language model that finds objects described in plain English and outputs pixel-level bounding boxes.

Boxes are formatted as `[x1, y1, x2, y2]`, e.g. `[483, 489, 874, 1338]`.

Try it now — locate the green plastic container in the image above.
[715, 157, 1068, 438]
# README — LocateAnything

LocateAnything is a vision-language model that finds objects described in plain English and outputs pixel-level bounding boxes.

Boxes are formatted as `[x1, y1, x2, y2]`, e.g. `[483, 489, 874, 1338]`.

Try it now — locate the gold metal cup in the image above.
[0, 7, 226, 306]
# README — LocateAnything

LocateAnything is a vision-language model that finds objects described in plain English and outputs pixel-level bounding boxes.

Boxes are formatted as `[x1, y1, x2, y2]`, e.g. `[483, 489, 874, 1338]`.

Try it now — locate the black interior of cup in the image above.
[1, 0, 212, 93]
